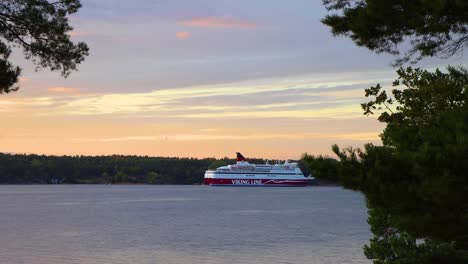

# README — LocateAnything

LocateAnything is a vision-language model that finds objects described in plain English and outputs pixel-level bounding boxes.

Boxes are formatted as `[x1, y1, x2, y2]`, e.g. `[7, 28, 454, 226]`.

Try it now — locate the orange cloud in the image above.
[47, 87, 80, 94]
[68, 31, 94, 38]
[19, 76, 29, 83]
[180, 16, 256, 29]
[176, 31, 191, 39]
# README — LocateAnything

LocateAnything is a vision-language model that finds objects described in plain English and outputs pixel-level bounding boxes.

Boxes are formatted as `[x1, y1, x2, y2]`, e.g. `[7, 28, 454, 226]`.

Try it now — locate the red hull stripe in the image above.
[204, 178, 312, 186]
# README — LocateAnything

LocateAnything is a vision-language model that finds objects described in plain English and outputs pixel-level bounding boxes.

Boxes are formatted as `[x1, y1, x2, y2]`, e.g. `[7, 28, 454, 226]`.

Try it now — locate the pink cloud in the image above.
[47, 87, 81, 94]
[19, 76, 29, 83]
[68, 31, 94, 38]
[180, 16, 256, 29]
[176, 31, 191, 39]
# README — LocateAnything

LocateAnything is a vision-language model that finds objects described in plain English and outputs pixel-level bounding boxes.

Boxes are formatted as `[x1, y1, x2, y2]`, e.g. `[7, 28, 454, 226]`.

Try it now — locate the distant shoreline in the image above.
[0, 180, 341, 186]
[0, 152, 340, 186]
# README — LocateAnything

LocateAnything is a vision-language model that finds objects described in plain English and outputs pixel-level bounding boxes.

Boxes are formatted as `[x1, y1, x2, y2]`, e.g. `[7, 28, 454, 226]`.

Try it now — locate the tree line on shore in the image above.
[0, 153, 270, 184]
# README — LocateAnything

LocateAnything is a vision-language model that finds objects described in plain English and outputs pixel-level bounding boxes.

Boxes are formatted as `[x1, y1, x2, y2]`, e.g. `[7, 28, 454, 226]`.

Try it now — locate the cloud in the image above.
[18, 76, 29, 83]
[177, 105, 363, 119]
[71, 131, 380, 143]
[180, 16, 256, 29]
[6, 71, 391, 121]
[47, 87, 81, 94]
[176, 31, 191, 39]
[68, 31, 94, 37]
[27, 73, 383, 117]
[67, 30, 117, 41]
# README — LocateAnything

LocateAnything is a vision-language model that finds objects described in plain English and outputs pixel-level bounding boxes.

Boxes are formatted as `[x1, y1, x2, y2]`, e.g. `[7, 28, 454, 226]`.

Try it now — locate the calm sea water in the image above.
[0, 185, 371, 264]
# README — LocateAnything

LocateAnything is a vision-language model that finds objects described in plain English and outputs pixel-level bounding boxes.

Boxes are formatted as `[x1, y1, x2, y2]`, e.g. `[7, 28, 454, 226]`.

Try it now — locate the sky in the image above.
[0, 0, 466, 159]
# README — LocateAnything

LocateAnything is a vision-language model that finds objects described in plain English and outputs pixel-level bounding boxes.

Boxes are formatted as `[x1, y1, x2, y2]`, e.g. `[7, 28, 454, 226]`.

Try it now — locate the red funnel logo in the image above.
[236, 152, 247, 162]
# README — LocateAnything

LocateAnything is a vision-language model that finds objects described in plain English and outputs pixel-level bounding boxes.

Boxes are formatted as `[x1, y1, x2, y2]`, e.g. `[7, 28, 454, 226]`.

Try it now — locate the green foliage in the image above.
[146, 171, 159, 184]
[364, 206, 463, 264]
[333, 67, 468, 263]
[301, 153, 339, 182]
[101, 172, 111, 183]
[113, 171, 128, 183]
[321, 0, 468, 65]
[0, 42, 20, 93]
[0, 154, 264, 185]
[0, 0, 89, 93]
[344, 18, 468, 257]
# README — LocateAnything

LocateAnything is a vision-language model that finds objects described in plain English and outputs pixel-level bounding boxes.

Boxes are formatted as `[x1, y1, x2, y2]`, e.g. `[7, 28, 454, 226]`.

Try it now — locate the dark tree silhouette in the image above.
[0, 0, 89, 93]
[0, 153, 266, 185]
[333, 67, 468, 263]
[322, 0, 468, 65]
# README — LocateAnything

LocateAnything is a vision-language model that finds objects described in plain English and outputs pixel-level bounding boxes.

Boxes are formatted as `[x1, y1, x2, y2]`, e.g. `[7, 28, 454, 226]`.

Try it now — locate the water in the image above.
[0, 185, 371, 264]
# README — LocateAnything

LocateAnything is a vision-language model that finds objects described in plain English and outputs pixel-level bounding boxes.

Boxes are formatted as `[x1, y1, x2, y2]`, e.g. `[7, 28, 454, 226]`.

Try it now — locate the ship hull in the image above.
[204, 178, 312, 187]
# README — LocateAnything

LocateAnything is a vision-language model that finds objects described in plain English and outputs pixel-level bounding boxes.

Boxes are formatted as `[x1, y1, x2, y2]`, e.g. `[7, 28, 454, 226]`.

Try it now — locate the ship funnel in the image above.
[236, 152, 247, 162]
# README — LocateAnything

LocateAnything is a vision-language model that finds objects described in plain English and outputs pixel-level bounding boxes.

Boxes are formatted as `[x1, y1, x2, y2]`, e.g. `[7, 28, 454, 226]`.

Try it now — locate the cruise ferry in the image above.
[204, 153, 314, 186]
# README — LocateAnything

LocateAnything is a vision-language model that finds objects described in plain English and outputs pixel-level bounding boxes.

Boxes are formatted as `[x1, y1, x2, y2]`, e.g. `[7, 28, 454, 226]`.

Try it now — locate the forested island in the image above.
[0, 153, 333, 185]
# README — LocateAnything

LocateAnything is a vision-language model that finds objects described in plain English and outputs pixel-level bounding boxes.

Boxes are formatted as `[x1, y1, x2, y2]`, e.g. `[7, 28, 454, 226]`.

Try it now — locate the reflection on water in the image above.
[0, 185, 370, 264]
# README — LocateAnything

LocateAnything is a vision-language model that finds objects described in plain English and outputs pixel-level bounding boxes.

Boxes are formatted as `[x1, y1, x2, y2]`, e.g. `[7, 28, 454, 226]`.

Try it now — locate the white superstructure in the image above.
[204, 153, 314, 186]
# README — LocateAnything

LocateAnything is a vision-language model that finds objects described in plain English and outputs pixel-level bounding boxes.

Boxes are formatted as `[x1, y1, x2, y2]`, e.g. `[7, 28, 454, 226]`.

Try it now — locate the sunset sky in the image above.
[1, 0, 466, 159]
